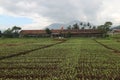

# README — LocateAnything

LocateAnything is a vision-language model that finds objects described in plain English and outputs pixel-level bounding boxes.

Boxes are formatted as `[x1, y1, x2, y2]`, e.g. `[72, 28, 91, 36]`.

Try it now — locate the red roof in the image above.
[20, 30, 46, 35]
[114, 29, 120, 32]
[20, 29, 102, 35]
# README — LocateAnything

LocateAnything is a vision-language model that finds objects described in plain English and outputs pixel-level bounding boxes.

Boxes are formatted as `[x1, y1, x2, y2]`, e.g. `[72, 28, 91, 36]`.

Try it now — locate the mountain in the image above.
[45, 20, 95, 29]
[111, 25, 120, 30]
[45, 23, 64, 29]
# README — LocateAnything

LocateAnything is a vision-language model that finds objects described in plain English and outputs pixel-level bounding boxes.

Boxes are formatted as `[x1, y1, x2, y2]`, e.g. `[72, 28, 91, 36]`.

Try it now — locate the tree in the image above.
[3, 26, 21, 38]
[83, 23, 87, 27]
[87, 22, 92, 29]
[3, 28, 13, 38]
[12, 26, 21, 33]
[45, 28, 51, 35]
[87, 22, 90, 26]
[92, 26, 96, 30]
[98, 22, 112, 32]
[89, 26, 92, 29]
[0, 30, 1, 37]
[12, 26, 21, 38]
[67, 25, 72, 30]
[104, 22, 112, 31]
[81, 27, 85, 30]
[80, 22, 83, 26]
[73, 23, 79, 29]
[97, 21, 112, 37]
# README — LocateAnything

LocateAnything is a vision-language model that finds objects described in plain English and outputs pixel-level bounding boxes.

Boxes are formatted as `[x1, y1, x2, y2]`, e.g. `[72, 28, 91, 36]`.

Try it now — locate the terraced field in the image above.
[0, 38, 120, 80]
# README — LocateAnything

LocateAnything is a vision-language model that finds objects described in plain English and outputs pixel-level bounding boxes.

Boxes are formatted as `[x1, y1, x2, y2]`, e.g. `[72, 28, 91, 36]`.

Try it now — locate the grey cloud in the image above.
[35, 0, 103, 23]
[0, 0, 102, 22]
[0, 0, 120, 27]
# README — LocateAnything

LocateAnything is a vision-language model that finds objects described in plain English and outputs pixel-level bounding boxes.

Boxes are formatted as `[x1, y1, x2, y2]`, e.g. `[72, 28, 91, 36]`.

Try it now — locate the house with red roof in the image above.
[20, 29, 104, 37]
[112, 29, 120, 34]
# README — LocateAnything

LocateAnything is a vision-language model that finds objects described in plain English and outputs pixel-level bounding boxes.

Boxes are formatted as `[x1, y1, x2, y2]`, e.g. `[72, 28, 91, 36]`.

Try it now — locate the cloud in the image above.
[0, 0, 120, 29]
[97, 0, 120, 25]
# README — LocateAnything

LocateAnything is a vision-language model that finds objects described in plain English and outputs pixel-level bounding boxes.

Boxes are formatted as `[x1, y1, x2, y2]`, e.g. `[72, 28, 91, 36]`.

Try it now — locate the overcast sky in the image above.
[0, 0, 120, 30]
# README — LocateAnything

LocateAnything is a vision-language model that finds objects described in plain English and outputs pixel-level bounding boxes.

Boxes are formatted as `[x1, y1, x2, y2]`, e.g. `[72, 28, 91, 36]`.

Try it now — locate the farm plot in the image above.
[0, 38, 80, 80]
[0, 38, 120, 80]
[76, 39, 120, 80]
[95, 38, 120, 50]
[0, 38, 58, 57]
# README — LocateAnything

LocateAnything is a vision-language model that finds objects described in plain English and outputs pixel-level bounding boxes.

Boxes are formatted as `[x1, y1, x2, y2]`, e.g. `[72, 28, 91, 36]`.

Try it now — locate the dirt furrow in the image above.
[0, 41, 66, 60]
[93, 39, 120, 54]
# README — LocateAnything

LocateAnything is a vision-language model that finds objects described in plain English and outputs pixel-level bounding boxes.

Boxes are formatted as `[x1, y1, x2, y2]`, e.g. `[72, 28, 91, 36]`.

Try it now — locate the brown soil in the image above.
[0, 43, 28, 46]
[0, 66, 61, 70]
[76, 74, 120, 80]
[0, 74, 50, 79]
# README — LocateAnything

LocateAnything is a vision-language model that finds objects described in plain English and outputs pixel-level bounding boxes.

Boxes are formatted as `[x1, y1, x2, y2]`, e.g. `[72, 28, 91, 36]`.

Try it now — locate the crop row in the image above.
[0, 38, 120, 79]
[0, 38, 58, 57]
[76, 38, 120, 80]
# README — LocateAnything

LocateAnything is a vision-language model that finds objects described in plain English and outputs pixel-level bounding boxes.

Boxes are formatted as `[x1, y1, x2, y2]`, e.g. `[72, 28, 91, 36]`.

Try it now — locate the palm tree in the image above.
[80, 22, 83, 26]
[67, 25, 72, 30]
[73, 23, 79, 29]
[12, 26, 21, 33]
[12, 26, 21, 38]
[92, 26, 96, 29]
[87, 22, 90, 26]
[81, 27, 85, 30]
[83, 23, 87, 27]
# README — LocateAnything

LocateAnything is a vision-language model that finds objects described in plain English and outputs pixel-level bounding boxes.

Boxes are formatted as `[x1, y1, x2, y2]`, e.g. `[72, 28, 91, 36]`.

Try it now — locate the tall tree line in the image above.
[0, 30, 1, 37]
[97, 21, 112, 37]
[67, 22, 95, 30]
[0, 26, 21, 38]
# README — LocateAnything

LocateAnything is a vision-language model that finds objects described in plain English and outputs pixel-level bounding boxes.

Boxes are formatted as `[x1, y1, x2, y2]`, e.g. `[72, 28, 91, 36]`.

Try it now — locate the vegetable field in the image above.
[0, 38, 120, 80]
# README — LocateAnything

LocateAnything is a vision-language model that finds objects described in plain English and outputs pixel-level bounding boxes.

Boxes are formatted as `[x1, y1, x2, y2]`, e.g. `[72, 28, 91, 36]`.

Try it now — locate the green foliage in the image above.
[80, 22, 83, 26]
[73, 23, 79, 29]
[45, 28, 52, 35]
[83, 23, 87, 27]
[81, 27, 85, 30]
[92, 26, 96, 29]
[3, 28, 13, 38]
[67, 25, 72, 30]
[87, 22, 90, 27]
[3, 26, 21, 38]
[0, 38, 120, 79]
[0, 30, 1, 37]
[97, 21, 112, 37]
[98, 22, 112, 32]
[12, 26, 21, 33]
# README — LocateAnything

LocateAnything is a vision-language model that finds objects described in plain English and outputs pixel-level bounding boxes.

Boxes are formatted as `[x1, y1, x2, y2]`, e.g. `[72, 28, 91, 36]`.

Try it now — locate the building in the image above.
[20, 29, 103, 38]
[112, 29, 120, 34]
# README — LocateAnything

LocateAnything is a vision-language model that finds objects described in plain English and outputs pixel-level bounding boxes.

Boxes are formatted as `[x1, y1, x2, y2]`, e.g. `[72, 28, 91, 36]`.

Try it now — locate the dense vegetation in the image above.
[0, 30, 1, 37]
[1, 26, 21, 38]
[0, 38, 120, 79]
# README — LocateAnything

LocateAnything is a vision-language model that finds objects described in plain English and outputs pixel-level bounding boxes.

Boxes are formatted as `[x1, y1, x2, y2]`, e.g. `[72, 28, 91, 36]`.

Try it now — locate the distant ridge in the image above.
[46, 23, 64, 29]
[45, 20, 95, 29]
[111, 25, 120, 30]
